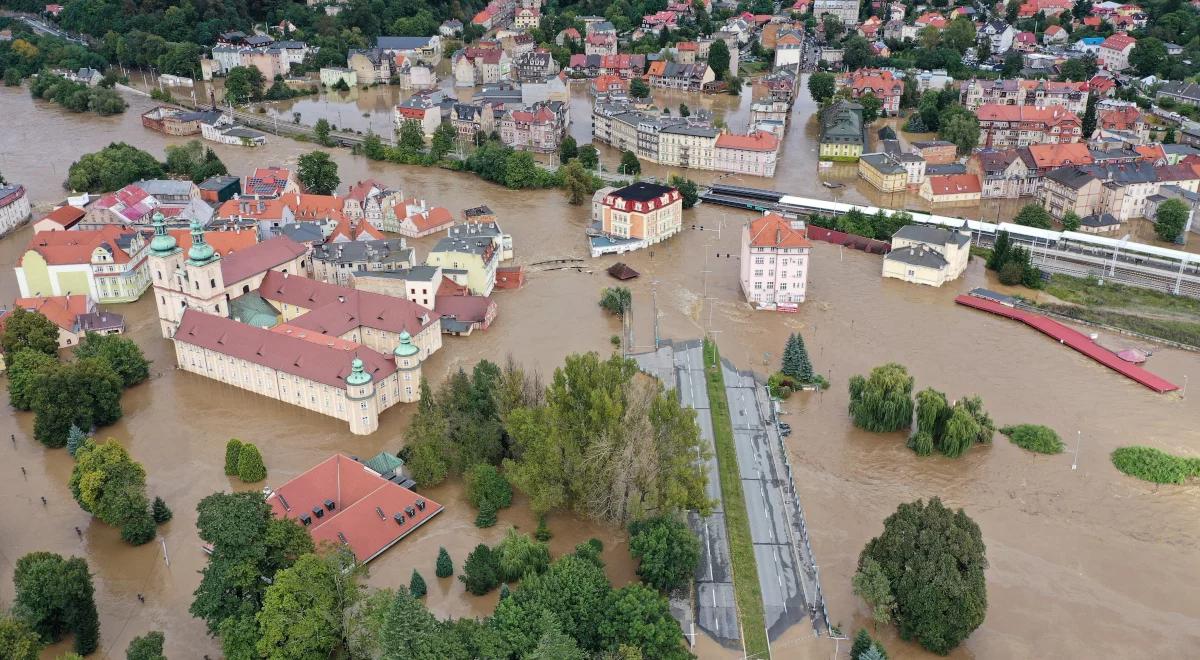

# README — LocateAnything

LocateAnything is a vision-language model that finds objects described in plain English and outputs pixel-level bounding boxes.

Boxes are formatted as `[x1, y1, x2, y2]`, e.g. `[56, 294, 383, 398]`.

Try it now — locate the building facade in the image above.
[976, 104, 1082, 148]
[739, 213, 812, 309]
[819, 100, 864, 161]
[589, 182, 683, 257]
[882, 224, 971, 287]
[0, 184, 31, 236]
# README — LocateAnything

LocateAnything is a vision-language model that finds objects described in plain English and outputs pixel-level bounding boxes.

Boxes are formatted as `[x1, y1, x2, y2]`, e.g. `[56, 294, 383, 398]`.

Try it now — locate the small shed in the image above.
[607, 262, 640, 280]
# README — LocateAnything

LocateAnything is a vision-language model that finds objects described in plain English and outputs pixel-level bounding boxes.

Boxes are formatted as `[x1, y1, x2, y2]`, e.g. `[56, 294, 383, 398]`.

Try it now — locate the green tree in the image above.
[560, 135, 579, 162]
[562, 159, 594, 205]
[599, 584, 690, 659]
[466, 464, 513, 527]
[678, 103, 690, 117]
[236, 442, 267, 482]
[397, 120, 426, 153]
[379, 588, 461, 658]
[495, 527, 552, 582]
[668, 175, 699, 209]
[12, 552, 100, 655]
[579, 145, 599, 169]
[66, 424, 88, 457]
[1060, 211, 1082, 232]
[125, 630, 165, 660]
[938, 108, 980, 156]
[409, 569, 427, 598]
[1154, 198, 1189, 243]
[1014, 203, 1053, 229]
[459, 543, 502, 595]
[808, 72, 836, 104]
[6, 349, 58, 410]
[629, 76, 650, 98]
[859, 92, 883, 124]
[74, 332, 150, 388]
[526, 610, 586, 660]
[1081, 94, 1098, 137]
[987, 231, 1010, 270]
[430, 121, 458, 160]
[1001, 50, 1023, 77]
[67, 142, 164, 193]
[1, 307, 59, 368]
[436, 547, 454, 578]
[852, 557, 896, 629]
[190, 491, 314, 634]
[848, 363, 914, 433]
[69, 439, 153, 539]
[224, 65, 264, 104]
[1129, 37, 1167, 77]
[943, 16, 976, 53]
[152, 496, 173, 523]
[362, 132, 387, 160]
[726, 75, 743, 96]
[843, 36, 873, 70]
[822, 13, 844, 40]
[859, 498, 987, 654]
[850, 629, 874, 659]
[32, 359, 123, 448]
[296, 151, 340, 195]
[503, 151, 543, 189]
[121, 507, 157, 545]
[313, 118, 332, 146]
[255, 553, 342, 660]
[164, 140, 227, 183]
[600, 286, 633, 317]
[628, 515, 699, 592]
[224, 438, 243, 476]
[3, 68, 22, 86]
[708, 39, 730, 79]
[0, 613, 43, 660]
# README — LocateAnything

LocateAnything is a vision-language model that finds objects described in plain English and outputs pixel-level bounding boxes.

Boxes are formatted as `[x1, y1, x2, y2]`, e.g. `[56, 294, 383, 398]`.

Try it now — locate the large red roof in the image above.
[258, 270, 435, 337]
[220, 236, 308, 285]
[266, 454, 442, 563]
[174, 309, 397, 389]
[37, 205, 86, 229]
[747, 213, 811, 249]
[13, 294, 90, 331]
[21, 226, 136, 266]
[927, 174, 982, 195]
[716, 130, 780, 152]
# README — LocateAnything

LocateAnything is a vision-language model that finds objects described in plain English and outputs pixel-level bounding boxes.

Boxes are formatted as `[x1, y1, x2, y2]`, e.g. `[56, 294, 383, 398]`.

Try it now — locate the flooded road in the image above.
[2, 84, 1200, 659]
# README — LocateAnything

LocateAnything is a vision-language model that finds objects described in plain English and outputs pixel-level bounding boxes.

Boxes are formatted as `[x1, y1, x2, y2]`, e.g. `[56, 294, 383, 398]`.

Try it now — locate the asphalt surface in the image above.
[633, 341, 741, 649]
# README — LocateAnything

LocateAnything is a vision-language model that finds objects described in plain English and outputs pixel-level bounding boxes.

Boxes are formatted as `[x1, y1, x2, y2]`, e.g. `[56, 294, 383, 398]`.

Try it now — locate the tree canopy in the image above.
[74, 331, 150, 388]
[297, 151, 340, 195]
[67, 142, 163, 193]
[848, 363, 914, 433]
[12, 552, 100, 655]
[1154, 198, 1189, 243]
[628, 515, 699, 592]
[1, 307, 59, 368]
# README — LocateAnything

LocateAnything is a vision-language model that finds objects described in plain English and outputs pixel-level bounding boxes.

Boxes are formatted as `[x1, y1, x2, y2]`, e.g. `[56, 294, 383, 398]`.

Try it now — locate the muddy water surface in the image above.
[2, 83, 1199, 659]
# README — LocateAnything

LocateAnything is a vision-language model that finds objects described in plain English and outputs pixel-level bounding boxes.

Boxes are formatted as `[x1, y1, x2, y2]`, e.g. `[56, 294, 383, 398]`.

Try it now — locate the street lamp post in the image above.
[1072, 430, 1081, 470]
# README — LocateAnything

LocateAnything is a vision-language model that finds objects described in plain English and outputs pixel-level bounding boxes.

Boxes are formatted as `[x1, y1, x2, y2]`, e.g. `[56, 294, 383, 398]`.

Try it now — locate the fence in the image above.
[805, 226, 891, 255]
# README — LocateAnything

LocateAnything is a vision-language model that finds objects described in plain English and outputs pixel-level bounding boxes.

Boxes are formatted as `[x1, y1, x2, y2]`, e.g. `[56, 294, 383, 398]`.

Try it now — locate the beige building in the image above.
[858, 153, 909, 193]
[150, 213, 439, 435]
[882, 224, 971, 287]
[590, 182, 683, 257]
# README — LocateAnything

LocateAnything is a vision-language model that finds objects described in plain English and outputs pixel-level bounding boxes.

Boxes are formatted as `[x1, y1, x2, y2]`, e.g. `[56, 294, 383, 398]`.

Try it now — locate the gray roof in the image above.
[1080, 213, 1119, 227]
[432, 234, 496, 257]
[886, 244, 949, 269]
[276, 222, 326, 243]
[448, 221, 503, 239]
[893, 224, 970, 248]
[376, 36, 435, 50]
[199, 175, 241, 191]
[311, 238, 412, 265]
[925, 163, 967, 176]
[135, 179, 195, 197]
[1157, 81, 1200, 102]
[860, 153, 906, 175]
[659, 123, 720, 137]
[224, 127, 267, 138]
[820, 100, 863, 145]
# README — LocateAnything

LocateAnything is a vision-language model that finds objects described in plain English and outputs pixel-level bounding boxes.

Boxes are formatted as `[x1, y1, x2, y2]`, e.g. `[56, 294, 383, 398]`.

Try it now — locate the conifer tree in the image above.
[66, 425, 86, 457]
[435, 547, 453, 578]
[795, 332, 815, 382]
[152, 496, 173, 524]
[409, 569, 427, 598]
[781, 334, 802, 380]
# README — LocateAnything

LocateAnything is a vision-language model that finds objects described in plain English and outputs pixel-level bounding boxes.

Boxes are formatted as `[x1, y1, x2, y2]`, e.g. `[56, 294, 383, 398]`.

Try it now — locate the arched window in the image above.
[243, 284, 250, 294]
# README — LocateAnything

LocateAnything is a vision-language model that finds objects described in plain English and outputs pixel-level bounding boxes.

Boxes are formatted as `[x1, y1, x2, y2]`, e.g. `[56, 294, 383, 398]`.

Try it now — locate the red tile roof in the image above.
[1025, 142, 1094, 169]
[220, 236, 309, 285]
[927, 174, 982, 195]
[403, 207, 454, 234]
[37, 205, 86, 230]
[168, 227, 258, 257]
[716, 130, 780, 152]
[747, 213, 812, 249]
[13, 294, 90, 331]
[174, 309, 398, 389]
[977, 104, 1080, 126]
[258, 270, 435, 337]
[266, 454, 442, 563]
[1100, 34, 1137, 51]
[21, 226, 137, 266]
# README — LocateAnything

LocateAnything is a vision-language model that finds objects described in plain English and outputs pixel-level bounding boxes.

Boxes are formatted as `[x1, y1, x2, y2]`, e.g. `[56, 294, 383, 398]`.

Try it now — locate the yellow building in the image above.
[819, 100, 864, 162]
[15, 226, 150, 304]
[424, 223, 503, 296]
[858, 153, 908, 192]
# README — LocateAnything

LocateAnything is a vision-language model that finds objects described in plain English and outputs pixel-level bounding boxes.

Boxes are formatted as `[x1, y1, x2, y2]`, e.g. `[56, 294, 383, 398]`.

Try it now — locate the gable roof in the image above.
[37, 205, 86, 229]
[747, 213, 811, 249]
[220, 236, 308, 285]
[21, 226, 138, 266]
[13, 294, 91, 331]
[258, 270, 434, 337]
[926, 174, 982, 196]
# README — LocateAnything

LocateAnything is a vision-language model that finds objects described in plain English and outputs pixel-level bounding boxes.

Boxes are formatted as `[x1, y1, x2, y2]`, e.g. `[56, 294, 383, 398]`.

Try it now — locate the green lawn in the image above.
[1044, 274, 1200, 316]
[702, 339, 770, 660]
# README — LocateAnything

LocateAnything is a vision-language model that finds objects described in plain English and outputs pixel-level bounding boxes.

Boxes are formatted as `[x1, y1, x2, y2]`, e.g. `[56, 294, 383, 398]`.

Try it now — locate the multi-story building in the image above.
[858, 153, 909, 192]
[347, 49, 392, 85]
[980, 20, 1016, 54]
[320, 67, 357, 88]
[882, 225, 971, 287]
[425, 222, 505, 296]
[499, 101, 568, 153]
[819, 100, 864, 162]
[514, 6, 540, 29]
[1098, 34, 1137, 72]
[1041, 161, 1199, 221]
[959, 78, 1089, 114]
[0, 184, 31, 237]
[374, 35, 442, 66]
[589, 182, 683, 257]
[310, 238, 414, 286]
[453, 47, 511, 86]
[394, 93, 443, 137]
[813, 0, 860, 26]
[713, 131, 780, 177]
[840, 69, 904, 114]
[512, 51, 556, 82]
[918, 173, 983, 204]
[1155, 81, 1200, 108]
[450, 102, 495, 142]
[976, 104, 1082, 148]
[970, 149, 1039, 198]
[15, 226, 151, 303]
[1095, 105, 1149, 143]
[739, 213, 812, 310]
[9, 294, 124, 348]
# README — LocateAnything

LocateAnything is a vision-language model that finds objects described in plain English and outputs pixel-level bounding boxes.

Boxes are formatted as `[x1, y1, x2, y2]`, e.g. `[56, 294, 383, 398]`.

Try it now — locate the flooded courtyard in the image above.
[1, 83, 1199, 658]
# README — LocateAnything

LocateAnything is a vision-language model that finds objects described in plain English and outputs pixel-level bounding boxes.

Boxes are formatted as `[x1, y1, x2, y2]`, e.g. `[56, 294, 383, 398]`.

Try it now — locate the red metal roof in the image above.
[955, 295, 1178, 392]
[266, 454, 442, 563]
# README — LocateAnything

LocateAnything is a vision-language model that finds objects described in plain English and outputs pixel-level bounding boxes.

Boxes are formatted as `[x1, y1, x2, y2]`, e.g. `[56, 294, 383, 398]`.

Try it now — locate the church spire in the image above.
[149, 211, 179, 256]
[186, 216, 217, 265]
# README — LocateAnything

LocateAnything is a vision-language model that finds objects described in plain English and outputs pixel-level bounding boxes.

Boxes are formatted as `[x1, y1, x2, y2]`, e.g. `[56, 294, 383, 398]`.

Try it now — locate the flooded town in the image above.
[1, 2, 1200, 660]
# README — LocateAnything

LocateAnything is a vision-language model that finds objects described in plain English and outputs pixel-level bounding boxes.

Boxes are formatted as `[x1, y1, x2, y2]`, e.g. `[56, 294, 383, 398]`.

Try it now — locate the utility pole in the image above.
[1072, 430, 1081, 471]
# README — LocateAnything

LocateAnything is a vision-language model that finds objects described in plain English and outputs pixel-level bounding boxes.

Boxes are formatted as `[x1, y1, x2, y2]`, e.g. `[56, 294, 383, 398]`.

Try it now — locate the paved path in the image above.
[633, 341, 740, 649]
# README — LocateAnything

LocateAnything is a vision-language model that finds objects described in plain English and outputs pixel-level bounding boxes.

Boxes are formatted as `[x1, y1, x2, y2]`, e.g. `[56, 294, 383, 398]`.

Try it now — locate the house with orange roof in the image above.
[1095, 105, 1149, 143]
[32, 205, 86, 233]
[1099, 34, 1137, 71]
[9, 294, 124, 347]
[244, 166, 298, 198]
[739, 212, 811, 309]
[919, 173, 983, 204]
[914, 11, 947, 29]
[714, 131, 781, 177]
[1043, 24, 1068, 45]
[15, 226, 151, 303]
[841, 68, 904, 113]
[977, 104, 1082, 147]
[592, 73, 628, 95]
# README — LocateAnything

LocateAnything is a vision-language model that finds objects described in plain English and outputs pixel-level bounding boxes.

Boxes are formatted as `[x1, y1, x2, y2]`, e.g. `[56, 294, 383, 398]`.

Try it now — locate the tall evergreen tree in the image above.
[795, 332, 815, 382]
[66, 425, 87, 457]
[409, 569, 427, 598]
[435, 547, 454, 578]
[781, 334, 802, 380]
[224, 439, 243, 476]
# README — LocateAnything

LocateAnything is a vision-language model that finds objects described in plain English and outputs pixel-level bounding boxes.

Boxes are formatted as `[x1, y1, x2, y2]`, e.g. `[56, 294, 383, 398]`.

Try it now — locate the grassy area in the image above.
[702, 339, 770, 660]
[1000, 424, 1065, 454]
[1038, 304, 1200, 348]
[1044, 274, 1200, 317]
[1111, 446, 1200, 485]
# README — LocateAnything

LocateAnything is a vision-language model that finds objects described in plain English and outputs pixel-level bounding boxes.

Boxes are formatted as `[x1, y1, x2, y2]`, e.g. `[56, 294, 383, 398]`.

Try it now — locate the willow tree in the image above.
[848, 363, 914, 432]
[910, 388, 949, 456]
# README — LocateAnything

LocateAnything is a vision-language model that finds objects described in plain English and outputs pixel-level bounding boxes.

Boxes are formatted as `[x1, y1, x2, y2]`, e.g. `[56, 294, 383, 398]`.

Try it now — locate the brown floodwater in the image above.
[2, 83, 1200, 659]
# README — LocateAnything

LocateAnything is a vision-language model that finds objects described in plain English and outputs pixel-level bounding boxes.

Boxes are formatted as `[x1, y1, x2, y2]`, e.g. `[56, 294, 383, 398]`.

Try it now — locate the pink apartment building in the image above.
[739, 213, 812, 310]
